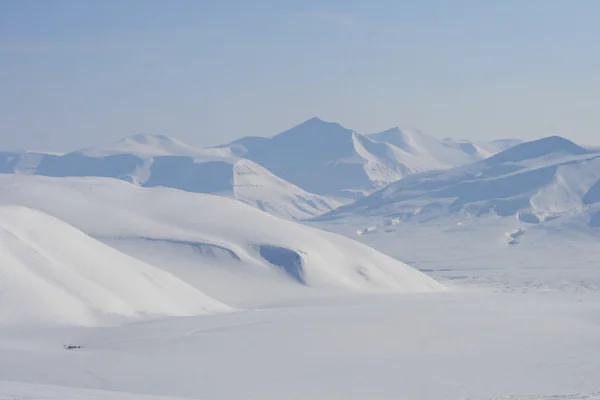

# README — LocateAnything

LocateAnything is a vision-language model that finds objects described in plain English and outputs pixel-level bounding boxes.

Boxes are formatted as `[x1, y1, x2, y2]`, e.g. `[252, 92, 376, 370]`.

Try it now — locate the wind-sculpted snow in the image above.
[0, 175, 444, 308]
[0, 206, 231, 326]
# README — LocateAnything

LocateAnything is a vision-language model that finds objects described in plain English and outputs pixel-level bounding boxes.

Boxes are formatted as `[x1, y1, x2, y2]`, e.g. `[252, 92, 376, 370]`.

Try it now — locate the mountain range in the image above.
[0, 118, 520, 219]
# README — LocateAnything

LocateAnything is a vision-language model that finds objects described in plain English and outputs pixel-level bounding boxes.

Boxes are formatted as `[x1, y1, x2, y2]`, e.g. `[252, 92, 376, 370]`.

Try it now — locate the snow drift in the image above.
[0, 175, 445, 307]
[0, 206, 231, 326]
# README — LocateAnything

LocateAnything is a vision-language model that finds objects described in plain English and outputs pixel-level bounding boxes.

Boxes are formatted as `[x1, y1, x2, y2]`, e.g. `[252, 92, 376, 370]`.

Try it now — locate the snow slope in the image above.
[0, 151, 56, 173]
[0, 175, 444, 308]
[321, 136, 600, 226]
[24, 134, 341, 220]
[0, 206, 230, 326]
[368, 127, 522, 166]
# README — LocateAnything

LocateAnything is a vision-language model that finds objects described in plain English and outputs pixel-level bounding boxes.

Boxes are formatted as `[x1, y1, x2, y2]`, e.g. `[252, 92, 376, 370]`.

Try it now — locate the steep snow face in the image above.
[0, 175, 445, 307]
[318, 136, 600, 233]
[0, 206, 231, 326]
[218, 118, 446, 199]
[0, 151, 56, 174]
[28, 134, 340, 220]
[369, 127, 522, 166]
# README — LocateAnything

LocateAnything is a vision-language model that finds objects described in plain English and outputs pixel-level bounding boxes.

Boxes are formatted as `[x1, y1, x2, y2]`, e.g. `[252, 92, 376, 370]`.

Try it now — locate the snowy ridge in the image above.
[368, 127, 520, 166]
[0, 206, 231, 326]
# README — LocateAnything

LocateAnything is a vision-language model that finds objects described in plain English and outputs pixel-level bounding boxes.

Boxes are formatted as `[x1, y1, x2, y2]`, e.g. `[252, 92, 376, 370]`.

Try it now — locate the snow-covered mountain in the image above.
[0, 121, 520, 217]
[313, 135, 600, 257]
[322, 136, 597, 222]
[0, 175, 444, 308]
[10, 134, 340, 220]
[0, 205, 230, 326]
[218, 118, 520, 199]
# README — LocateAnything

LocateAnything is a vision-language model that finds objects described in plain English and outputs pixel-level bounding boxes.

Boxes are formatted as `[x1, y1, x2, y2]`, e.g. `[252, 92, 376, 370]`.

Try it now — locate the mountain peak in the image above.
[275, 117, 353, 140]
[486, 135, 588, 165]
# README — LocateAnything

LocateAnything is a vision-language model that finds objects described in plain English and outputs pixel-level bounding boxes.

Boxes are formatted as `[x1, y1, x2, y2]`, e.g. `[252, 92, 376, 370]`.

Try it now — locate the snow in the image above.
[19, 134, 341, 220]
[368, 127, 520, 166]
[218, 117, 516, 199]
[320, 136, 600, 226]
[0, 206, 231, 326]
[0, 175, 443, 309]
[1, 133, 599, 400]
[1, 292, 599, 400]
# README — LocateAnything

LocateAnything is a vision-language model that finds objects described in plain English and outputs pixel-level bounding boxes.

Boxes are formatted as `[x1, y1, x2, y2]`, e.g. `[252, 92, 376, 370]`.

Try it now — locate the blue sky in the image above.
[1, 0, 599, 151]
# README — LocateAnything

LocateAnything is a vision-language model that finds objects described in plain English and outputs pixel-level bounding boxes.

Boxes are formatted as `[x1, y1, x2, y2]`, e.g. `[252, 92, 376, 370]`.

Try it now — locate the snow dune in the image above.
[0, 206, 231, 326]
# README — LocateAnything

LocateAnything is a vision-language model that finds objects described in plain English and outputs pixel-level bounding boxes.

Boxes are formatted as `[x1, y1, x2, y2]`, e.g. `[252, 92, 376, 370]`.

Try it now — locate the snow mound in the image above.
[0, 206, 231, 326]
[0, 175, 445, 306]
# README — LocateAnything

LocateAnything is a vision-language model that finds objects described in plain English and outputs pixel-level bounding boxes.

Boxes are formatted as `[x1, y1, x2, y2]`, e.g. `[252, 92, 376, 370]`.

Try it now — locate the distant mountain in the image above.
[13, 134, 340, 220]
[218, 118, 520, 199]
[319, 136, 600, 231]
[0, 120, 521, 218]
[368, 127, 522, 166]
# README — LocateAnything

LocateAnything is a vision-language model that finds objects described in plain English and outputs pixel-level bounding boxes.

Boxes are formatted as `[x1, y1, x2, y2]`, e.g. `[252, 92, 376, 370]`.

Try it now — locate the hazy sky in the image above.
[1, 0, 599, 152]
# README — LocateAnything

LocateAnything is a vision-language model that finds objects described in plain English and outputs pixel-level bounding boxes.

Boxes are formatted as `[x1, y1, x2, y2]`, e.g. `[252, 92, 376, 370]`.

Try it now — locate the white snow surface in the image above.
[0, 206, 230, 326]
[2, 134, 599, 400]
[0, 175, 443, 309]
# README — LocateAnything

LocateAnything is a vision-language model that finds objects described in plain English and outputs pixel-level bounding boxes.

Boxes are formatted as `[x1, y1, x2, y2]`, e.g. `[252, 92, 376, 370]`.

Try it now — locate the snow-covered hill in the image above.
[0, 206, 230, 326]
[16, 134, 340, 220]
[322, 136, 599, 226]
[0, 175, 444, 307]
[368, 127, 521, 166]
[218, 118, 519, 199]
